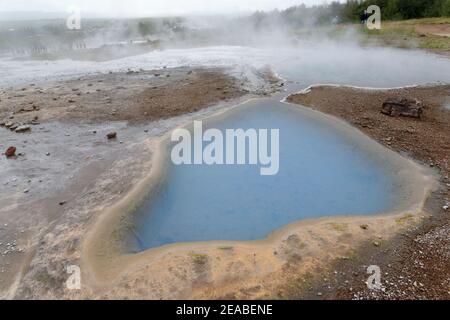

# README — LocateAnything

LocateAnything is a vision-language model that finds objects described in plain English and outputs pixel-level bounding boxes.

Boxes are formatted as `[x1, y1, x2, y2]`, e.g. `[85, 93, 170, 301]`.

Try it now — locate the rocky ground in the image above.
[287, 85, 450, 300]
[0, 67, 250, 125]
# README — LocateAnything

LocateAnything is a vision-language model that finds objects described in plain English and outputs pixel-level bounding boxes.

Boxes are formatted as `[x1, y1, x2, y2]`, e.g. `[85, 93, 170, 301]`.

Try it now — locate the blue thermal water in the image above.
[132, 101, 399, 250]
[130, 46, 450, 250]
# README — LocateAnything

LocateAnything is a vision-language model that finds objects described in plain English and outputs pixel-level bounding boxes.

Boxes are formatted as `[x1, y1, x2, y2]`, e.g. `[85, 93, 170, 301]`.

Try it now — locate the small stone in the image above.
[15, 125, 31, 133]
[5, 146, 16, 157]
[360, 224, 369, 230]
[59, 201, 66, 206]
[443, 205, 449, 210]
[373, 241, 380, 247]
[21, 105, 34, 112]
[381, 98, 424, 118]
[107, 132, 117, 140]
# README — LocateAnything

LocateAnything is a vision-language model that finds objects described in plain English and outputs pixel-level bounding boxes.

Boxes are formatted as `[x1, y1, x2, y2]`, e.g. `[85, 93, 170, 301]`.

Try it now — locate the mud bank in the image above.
[286, 84, 450, 300]
[81, 93, 436, 300]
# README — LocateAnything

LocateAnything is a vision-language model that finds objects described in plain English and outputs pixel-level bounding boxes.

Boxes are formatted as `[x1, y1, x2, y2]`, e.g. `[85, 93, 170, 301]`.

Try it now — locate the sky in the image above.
[0, 0, 340, 17]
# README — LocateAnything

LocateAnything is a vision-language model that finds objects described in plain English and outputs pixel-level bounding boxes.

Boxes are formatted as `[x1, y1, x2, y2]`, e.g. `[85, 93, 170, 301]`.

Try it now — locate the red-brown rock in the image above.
[5, 146, 16, 158]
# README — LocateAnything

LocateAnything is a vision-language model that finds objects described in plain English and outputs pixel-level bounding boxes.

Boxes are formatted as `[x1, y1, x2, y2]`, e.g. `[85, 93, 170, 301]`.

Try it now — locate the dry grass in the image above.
[329, 223, 349, 233]
[189, 252, 209, 265]
[395, 213, 415, 225]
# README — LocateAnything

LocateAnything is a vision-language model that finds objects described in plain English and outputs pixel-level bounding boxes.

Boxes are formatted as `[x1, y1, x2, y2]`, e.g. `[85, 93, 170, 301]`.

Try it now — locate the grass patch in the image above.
[395, 213, 415, 225]
[189, 252, 209, 265]
[34, 270, 63, 290]
[401, 17, 450, 25]
[419, 34, 450, 51]
[359, 18, 450, 52]
[329, 223, 348, 233]
[296, 241, 307, 250]
[218, 246, 234, 251]
[340, 248, 358, 261]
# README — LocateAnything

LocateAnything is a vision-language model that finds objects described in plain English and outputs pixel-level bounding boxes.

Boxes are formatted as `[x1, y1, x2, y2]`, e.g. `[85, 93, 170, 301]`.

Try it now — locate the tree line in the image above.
[250, 0, 450, 27]
[338, 0, 450, 21]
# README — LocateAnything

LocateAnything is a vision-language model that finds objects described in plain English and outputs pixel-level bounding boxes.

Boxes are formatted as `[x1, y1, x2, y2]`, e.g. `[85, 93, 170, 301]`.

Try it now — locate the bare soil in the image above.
[0, 67, 246, 125]
[416, 24, 450, 37]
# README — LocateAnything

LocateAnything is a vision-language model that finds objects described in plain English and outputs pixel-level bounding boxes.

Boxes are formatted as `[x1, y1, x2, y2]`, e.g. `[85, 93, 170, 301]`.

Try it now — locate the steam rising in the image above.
[0, 4, 450, 87]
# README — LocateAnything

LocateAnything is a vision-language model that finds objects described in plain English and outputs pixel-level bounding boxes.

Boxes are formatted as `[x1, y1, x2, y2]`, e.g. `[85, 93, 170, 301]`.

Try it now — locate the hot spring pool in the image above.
[131, 99, 403, 251]
[121, 44, 450, 251]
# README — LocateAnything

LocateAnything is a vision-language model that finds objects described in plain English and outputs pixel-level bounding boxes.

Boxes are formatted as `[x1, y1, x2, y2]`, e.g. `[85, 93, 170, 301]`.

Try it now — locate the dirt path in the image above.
[416, 24, 450, 37]
[286, 85, 450, 299]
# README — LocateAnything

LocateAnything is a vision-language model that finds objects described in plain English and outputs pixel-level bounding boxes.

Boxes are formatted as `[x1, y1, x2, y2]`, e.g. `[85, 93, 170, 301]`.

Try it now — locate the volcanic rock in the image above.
[5, 146, 16, 157]
[381, 98, 424, 118]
